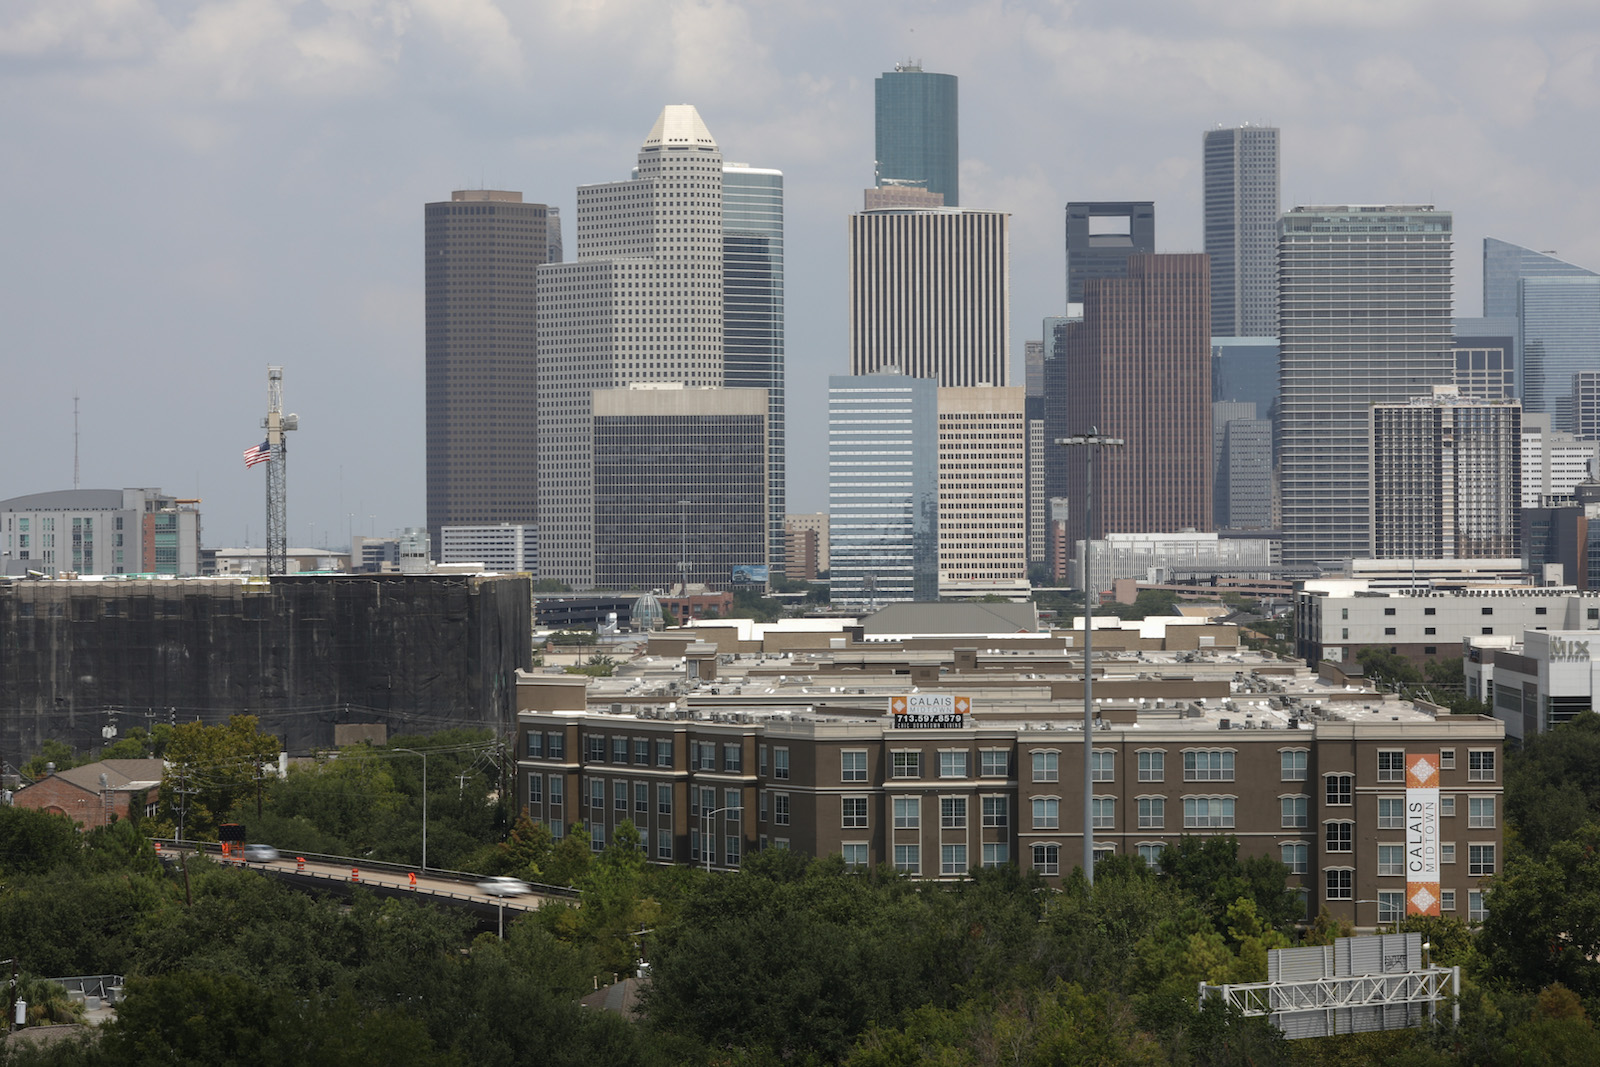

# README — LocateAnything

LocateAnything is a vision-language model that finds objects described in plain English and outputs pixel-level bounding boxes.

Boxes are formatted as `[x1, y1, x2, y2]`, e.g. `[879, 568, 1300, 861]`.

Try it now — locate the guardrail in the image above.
[148, 839, 580, 900]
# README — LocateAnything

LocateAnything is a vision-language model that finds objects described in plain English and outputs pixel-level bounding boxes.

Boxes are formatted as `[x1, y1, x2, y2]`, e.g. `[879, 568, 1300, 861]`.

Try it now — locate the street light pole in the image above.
[702, 805, 734, 873]
[394, 748, 428, 870]
[1056, 430, 1125, 887]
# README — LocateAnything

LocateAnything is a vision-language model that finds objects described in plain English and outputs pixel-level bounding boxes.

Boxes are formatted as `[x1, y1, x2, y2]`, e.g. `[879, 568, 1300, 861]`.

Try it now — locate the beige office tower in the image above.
[937, 386, 1029, 597]
[847, 209, 1011, 387]
[536, 106, 725, 588]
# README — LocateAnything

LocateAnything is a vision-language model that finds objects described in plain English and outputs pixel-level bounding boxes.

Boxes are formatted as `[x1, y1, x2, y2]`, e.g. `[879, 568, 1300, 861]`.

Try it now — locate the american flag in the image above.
[243, 440, 272, 469]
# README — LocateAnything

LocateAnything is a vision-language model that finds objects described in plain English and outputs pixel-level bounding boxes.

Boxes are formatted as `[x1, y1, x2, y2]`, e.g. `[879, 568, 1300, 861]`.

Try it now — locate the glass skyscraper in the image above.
[874, 63, 958, 207]
[723, 163, 786, 575]
[1277, 206, 1454, 568]
[1203, 125, 1279, 338]
[1482, 238, 1597, 428]
[828, 375, 939, 606]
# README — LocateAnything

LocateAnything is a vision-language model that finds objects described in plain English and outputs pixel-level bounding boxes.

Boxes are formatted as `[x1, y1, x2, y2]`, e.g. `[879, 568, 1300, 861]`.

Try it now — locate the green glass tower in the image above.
[874, 62, 958, 207]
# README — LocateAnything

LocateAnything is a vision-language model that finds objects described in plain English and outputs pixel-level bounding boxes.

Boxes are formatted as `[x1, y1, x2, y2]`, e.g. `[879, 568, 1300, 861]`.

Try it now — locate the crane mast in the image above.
[262, 366, 298, 575]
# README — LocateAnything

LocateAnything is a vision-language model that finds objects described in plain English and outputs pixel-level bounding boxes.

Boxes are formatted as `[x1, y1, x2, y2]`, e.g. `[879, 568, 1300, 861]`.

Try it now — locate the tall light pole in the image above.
[1056, 430, 1124, 886]
[393, 747, 428, 870]
[702, 804, 736, 873]
[677, 499, 691, 595]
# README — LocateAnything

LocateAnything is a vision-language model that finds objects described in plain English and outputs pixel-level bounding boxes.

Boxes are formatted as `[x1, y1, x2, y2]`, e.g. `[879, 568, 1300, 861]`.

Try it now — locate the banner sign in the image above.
[890, 693, 971, 729]
[1405, 752, 1441, 916]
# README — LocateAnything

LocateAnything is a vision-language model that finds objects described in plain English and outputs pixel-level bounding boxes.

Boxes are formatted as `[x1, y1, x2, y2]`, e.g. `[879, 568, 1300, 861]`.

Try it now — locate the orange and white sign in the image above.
[1405, 752, 1441, 916]
[890, 693, 970, 727]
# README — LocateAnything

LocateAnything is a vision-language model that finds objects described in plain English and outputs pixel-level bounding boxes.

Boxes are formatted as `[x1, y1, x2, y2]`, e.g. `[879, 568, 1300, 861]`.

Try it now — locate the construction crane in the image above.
[262, 366, 299, 575]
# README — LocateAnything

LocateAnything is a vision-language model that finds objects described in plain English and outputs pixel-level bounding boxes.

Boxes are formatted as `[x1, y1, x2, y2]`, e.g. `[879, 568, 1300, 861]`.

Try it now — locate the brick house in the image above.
[11, 759, 163, 830]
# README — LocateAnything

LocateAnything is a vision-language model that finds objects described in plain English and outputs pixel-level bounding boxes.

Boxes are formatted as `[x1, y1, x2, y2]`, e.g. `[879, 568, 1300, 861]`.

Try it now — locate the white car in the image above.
[241, 844, 279, 862]
[475, 876, 532, 897]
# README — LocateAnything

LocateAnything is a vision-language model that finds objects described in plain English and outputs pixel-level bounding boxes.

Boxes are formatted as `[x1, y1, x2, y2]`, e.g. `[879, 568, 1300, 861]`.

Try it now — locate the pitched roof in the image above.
[52, 758, 165, 792]
[861, 601, 1040, 636]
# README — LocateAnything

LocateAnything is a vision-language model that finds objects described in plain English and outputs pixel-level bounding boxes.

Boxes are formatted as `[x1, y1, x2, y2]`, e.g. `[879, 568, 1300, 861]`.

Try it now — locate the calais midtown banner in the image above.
[1406, 752, 1442, 916]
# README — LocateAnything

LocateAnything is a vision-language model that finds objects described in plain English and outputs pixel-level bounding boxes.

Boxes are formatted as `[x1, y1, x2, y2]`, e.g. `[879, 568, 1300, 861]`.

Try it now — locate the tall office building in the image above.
[1483, 237, 1595, 319]
[425, 190, 556, 551]
[874, 62, 959, 207]
[1521, 413, 1600, 507]
[592, 384, 767, 590]
[1277, 206, 1454, 567]
[1213, 402, 1272, 530]
[1064, 202, 1155, 305]
[847, 209, 1010, 386]
[1451, 323, 1516, 403]
[1059, 254, 1213, 549]
[536, 106, 727, 588]
[722, 163, 786, 576]
[937, 386, 1028, 597]
[1203, 125, 1280, 338]
[1573, 372, 1600, 440]
[1369, 389, 1521, 560]
[1521, 275, 1600, 430]
[828, 375, 939, 607]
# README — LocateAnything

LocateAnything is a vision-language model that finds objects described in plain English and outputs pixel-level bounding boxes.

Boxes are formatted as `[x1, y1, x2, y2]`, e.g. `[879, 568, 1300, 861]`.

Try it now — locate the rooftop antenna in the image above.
[73, 393, 80, 490]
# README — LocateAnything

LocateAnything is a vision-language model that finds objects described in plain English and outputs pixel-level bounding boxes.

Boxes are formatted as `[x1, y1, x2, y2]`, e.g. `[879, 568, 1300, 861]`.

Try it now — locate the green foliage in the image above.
[548, 628, 597, 645]
[565, 653, 618, 677]
[1101, 588, 1182, 621]
[1506, 712, 1600, 857]
[99, 724, 173, 760]
[1157, 836, 1302, 932]
[729, 587, 785, 623]
[1479, 821, 1600, 996]
[20, 739, 84, 781]
[533, 578, 573, 592]
[1355, 645, 1423, 689]
[0, 805, 84, 875]
[545, 821, 594, 887]
[157, 715, 280, 841]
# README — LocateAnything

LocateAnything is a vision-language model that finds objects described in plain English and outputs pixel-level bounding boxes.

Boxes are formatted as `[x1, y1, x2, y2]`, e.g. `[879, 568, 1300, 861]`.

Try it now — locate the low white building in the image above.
[440, 523, 538, 574]
[1464, 629, 1600, 740]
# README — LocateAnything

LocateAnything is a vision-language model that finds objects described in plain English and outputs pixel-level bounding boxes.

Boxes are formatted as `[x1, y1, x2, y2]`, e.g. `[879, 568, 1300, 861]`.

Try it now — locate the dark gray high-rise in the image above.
[425, 190, 557, 552]
[1064, 202, 1154, 305]
[1203, 125, 1279, 337]
[874, 62, 959, 207]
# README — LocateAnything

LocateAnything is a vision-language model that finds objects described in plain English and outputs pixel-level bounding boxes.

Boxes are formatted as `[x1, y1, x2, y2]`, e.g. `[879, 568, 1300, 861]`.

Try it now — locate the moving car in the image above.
[475, 876, 532, 897]
[241, 844, 279, 862]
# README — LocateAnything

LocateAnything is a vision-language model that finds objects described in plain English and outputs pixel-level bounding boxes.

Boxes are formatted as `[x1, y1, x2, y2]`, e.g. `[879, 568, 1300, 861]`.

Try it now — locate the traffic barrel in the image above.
[297, 856, 305, 873]
[351, 867, 360, 884]
[408, 872, 417, 888]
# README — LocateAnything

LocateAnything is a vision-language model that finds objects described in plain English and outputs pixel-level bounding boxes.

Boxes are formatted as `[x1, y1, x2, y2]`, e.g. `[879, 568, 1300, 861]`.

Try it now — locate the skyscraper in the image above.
[1277, 206, 1454, 567]
[1064, 202, 1155, 306]
[874, 62, 959, 207]
[1521, 275, 1600, 430]
[1203, 125, 1280, 338]
[424, 190, 556, 552]
[536, 106, 726, 589]
[1060, 254, 1213, 549]
[1369, 389, 1521, 560]
[722, 162, 786, 576]
[828, 374, 939, 607]
[847, 208, 1010, 386]
[937, 386, 1028, 597]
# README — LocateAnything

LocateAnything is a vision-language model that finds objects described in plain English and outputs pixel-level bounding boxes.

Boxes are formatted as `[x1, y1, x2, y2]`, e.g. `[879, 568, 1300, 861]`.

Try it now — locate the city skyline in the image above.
[3, 3, 1599, 548]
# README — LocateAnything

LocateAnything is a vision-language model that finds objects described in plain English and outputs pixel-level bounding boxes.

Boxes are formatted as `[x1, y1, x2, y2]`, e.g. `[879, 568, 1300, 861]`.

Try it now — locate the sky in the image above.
[3, 0, 1598, 551]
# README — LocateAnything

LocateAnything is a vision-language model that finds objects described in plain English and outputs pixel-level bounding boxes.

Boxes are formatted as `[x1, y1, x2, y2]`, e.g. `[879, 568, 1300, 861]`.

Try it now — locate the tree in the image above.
[20, 739, 83, 781]
[100, 724, 173, 760]
[157, 715, 280, 841]
[1479, 822, 1600, 995]
[1355, 645, 1423, 690]
[1507, 712, 1600, 856]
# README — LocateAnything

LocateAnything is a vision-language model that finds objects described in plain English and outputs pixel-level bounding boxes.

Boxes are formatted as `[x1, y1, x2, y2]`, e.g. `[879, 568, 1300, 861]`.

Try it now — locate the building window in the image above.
[892, 751, 922, 779]
[1482, 606, 1494, 616]
[528, 774, 542, 805]
[1468, 750, 1496, 781]
[726, 835, 741, 866]
[547, 733, 565, 760]
[1378, 891, 1404, 924]
[773, 747, 790, 779]
[655, 739, 673, 767]
[982, 842, 1009, 868]
[1281, 795, 1308, 828]
[1281, 843, 1308, 875]
[615, 782, 627, 811]
[696, 742, 716, 771]
[1384, 607, 1396, 616]
[589, 779, 604, 810]
[1441, 890, 1456, 912]
[1032, 750, 1059, 782]
[592, 825, 606, 852]
[1384, 628, 1396, 636]
[1183, 750, 1235, 781]
[634, 739, 650, 765]
[982, 796, 1008, 827]
[1378, 797, 1404, 829]
[941, 844, 968, 876]
[658, 829, 673, 860]
[1137, 844, 1164, 869]
[548, 776, 563, 805]
[723, 743, 743, 773]
[1442, 842, 1456, 865]
[1325, 869, 1353, 900]
[941, 796, 968, 829]
[1280, 749, 1308, 781]
[759, 744, 767, 776]
[842, 750, 868, 782]
[1468, 796, 1496, 828]
[773, 793, 790, 826]
[1469, 890, 1488, 922]
[658, 783, 672, 814]
[1424, 606, 1436, 616]
[1441, 795, 1456, 818]
[842, 796, 869, 829]
[1032, 797, 1060, 830]
[1469, 844, 1496, 876]
[1378, 844, 1404, 877]
[1091, 750, 1114, 782]
[842, 843, 868, 868]
[724, 789, 741, 814]
[894, 796, 921, 829]
[939, 751, 969, 779]
[1138, 796, 1165, 829]
[635, 782, 649, 814]
[894, 844, 920, 874]
[1326, 821, 1353, 852]
[1325, 774, 1353, 806]
[1138, 750, 1165, 782]
[525, 732, 544, 759]
[586, 736, 605, 762]
[1440, 749, 1456, 770]
[1092, 797, 1115, 830]
[1032, 843, 1060, 876]
[1482, 627, 1493, 635]
[1377, 751, 1405, 783]
[612, 737, 629, 764]
[980, 749, 1010, 777]
[1183, 796, 1235, 828]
